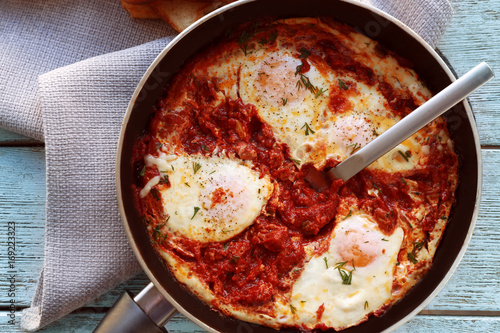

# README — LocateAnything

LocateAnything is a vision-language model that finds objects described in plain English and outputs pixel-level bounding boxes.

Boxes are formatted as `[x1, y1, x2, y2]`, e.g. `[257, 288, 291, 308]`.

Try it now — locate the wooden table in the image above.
[1, 1, 499, 332]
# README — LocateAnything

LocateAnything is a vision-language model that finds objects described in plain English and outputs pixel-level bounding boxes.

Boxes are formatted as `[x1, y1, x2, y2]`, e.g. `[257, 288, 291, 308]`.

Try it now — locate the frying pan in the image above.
[99, 0, 483, 331]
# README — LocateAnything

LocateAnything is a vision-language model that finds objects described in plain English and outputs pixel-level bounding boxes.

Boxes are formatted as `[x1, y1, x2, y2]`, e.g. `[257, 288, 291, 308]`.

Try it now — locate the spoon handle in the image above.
[330, 62, 494, 182]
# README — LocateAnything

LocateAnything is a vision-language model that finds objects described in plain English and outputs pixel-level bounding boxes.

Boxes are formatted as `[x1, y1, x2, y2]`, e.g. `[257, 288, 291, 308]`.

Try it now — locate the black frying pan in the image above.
[103, 0, 482, 332]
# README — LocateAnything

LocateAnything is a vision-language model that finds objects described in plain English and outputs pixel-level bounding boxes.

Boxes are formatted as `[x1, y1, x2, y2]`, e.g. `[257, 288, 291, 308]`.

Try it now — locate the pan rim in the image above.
[115, 0, 482, 331]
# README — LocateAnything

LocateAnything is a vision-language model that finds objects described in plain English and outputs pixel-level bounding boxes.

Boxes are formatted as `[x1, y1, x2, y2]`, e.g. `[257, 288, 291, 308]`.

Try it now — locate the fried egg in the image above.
[277, 214, 404, 330]
[234, 18, 431, 173]
[239, 49, 331, 164]
[143, 152, 273, 242]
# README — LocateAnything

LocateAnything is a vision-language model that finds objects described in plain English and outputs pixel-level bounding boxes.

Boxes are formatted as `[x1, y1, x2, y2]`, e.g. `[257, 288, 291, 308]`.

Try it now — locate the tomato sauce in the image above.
[132, 20, 457, 309]
[134, 69, 456, 306]
[139, 78, 344, 305]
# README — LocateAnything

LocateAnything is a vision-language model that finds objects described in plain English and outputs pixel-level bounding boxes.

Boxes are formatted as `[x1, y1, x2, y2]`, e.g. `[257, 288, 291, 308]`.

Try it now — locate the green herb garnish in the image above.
[191, 206, 200, 219]
[193, 162, 202, 174]
[408, 240, 425, 264]
[335, 261, 355, 285]
[298, 47, 311, 59]
[257, 28, 278, 46]
[152, 223, 168, 240]
[343, 210, 353, 220]
[338, 78, 349, 90]
[237, 23, 258, 55]
[150, 188, 160, 201]
[413, 240, 425, 252]
[408, 252, 418, 264]
[334, 261, 347, 270]
[295, 64, 303, 76]
[159, 175, 170, 185]
[339, 268, 354, 285]
[189, 74, 200, 88]
[295, 65, 326, 98]
[398, 150, 409, 162]
[301, 122, 316, 136]
[315, 87, 327, 98]
[349, 142, 361, 154]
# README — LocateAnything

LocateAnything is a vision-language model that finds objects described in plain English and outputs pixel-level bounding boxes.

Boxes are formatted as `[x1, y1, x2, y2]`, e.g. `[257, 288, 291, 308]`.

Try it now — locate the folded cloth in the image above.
[0, 0, 452, 331]
[0, 0, 175, 140]
[20, 38, 174, 331]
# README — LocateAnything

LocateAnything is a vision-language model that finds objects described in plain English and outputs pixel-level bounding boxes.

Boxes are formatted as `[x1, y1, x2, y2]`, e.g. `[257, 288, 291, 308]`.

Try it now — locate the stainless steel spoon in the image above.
[306, 62, 494, 190]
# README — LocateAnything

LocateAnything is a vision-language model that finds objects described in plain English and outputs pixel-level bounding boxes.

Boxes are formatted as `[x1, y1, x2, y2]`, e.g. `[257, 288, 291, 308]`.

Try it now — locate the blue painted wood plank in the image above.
[424, 149, 500, 311]
[0, 128, 42, 145]
[0, 147, 46, 312]
[437, 0, 500, 147]
[2, 311, 500, 332]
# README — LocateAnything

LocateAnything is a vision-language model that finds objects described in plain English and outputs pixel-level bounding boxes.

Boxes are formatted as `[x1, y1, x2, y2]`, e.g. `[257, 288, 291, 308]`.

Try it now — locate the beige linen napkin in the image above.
[0, 0, 452, 331]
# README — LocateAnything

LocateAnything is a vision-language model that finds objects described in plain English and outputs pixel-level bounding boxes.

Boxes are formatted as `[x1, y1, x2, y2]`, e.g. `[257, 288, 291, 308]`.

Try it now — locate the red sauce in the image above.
[328, 85, 353, 114]
[210, 187, 232, 208]
[316, 303, 326, 321]
[133, 20, 458, 311]
[135, 72, 456, 307]
[300, 58, 311, 73]
[317, 38, 376, 87]
[144, 77, 343, 305]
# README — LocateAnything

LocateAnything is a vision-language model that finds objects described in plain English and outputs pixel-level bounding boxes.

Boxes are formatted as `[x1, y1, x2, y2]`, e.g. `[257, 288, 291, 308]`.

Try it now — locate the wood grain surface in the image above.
[1, 0, 499, 332]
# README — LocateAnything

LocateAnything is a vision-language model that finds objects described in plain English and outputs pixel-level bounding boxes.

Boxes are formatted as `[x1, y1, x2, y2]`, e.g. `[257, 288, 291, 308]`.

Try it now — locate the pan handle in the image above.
[93, 282, 177, 333]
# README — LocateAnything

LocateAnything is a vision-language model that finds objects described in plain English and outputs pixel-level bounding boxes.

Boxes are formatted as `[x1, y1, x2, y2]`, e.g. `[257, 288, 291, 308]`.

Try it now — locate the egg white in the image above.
[230, 18, 434, 173]
[276, 214, 404, 330]
[239, 49, 331, 159]
[143, 153, 273, 242]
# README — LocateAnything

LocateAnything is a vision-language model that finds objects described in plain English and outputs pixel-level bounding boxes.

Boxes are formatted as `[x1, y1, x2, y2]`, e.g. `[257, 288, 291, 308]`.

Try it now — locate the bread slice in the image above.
[121, 0, 233, 32]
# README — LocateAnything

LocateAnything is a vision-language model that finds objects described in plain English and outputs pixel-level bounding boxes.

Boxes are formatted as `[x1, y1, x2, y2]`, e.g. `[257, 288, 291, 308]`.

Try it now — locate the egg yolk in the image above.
[255, 55, 306, 105]
[336, 229, 379, 267]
